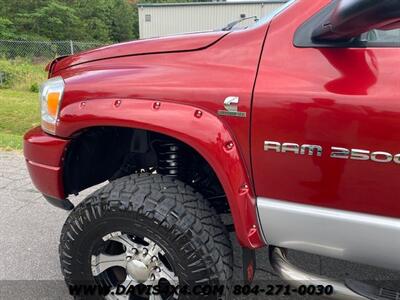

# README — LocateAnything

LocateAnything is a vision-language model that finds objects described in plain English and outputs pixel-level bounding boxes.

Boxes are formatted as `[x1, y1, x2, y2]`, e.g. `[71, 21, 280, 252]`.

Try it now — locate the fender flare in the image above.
[57, 98, 265, 248]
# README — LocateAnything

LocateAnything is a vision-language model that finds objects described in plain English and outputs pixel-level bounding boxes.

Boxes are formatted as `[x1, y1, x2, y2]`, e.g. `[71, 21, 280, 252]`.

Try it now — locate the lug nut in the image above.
[151, 256, 158, 262]
[142, 248, 148, 256]
[131, 248, 138, 254]
[155, 267, 161, 272]
[126, 255, 132, 261]
[150, 274, 156, 281]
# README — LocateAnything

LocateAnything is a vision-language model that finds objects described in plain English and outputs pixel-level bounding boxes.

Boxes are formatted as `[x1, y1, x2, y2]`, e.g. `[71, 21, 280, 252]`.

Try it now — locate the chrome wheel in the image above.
[61, 174, 233, 300]
[91, 231, 179, 300]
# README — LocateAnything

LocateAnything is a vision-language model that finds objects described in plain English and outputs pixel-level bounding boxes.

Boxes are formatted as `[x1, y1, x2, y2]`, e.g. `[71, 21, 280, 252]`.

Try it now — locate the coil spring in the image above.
[157, 143, 179, 177]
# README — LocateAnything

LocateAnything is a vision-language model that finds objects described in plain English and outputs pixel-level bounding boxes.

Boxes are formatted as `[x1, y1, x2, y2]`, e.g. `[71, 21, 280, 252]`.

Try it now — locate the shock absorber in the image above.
[157, 142, 179, 178]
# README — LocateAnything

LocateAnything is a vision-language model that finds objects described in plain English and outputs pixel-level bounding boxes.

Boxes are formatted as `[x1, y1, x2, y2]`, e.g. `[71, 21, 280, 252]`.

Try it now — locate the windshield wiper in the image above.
[222, 16, 259, 31]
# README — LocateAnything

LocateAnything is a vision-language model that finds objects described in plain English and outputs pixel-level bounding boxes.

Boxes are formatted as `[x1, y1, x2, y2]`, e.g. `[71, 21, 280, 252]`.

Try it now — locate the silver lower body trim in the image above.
[257, 198, 400, 271]
[269, 247, 365, 300]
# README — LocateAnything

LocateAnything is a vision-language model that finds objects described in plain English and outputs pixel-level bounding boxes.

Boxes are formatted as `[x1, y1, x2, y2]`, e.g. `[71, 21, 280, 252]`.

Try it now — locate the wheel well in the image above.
[63, 126, 230, 215]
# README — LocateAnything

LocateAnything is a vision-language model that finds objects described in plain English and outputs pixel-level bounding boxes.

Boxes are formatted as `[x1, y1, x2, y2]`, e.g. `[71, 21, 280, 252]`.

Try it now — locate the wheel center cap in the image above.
[127, 260, 150, 283]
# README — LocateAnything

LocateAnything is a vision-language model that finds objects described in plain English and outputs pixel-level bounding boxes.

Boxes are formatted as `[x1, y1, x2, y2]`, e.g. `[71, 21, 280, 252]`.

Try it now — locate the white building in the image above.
[137, 1, 288, 39]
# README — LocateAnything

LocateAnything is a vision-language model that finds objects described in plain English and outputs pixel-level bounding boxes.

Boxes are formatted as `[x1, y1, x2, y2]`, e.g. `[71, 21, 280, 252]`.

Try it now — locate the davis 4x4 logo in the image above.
[264, 141, 400, 164]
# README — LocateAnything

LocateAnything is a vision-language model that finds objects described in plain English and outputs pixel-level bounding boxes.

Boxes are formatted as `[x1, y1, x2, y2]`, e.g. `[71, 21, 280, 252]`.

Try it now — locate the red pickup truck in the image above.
[24, 0, 400, 298]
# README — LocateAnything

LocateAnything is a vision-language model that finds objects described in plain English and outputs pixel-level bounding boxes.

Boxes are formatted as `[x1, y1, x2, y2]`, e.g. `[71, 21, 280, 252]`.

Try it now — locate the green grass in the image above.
[0, 58, 46, 91]
[0, 89, 40, 150]
[0, 59, 46, 150]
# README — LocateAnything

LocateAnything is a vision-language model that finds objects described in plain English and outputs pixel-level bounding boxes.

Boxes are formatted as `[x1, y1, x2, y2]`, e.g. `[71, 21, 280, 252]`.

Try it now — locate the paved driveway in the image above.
[0, 151, 399, 299]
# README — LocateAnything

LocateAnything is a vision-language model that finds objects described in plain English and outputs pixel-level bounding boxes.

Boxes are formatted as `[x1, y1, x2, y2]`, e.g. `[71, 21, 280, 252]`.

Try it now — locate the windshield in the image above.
[252, 0, 297, 27]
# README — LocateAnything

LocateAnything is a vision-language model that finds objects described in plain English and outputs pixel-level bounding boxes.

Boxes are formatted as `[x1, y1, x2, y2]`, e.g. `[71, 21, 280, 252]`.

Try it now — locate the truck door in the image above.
[250, 0, 400, 270]
[252, 1, 400, 219]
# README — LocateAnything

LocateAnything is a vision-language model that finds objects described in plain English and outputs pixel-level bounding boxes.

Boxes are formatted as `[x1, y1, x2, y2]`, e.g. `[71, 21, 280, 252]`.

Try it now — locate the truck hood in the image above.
[52, 31, 230, 74]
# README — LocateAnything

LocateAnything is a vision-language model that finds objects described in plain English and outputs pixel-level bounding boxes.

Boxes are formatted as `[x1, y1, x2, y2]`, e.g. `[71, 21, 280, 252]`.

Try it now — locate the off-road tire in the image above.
[59, 173, 233, 299]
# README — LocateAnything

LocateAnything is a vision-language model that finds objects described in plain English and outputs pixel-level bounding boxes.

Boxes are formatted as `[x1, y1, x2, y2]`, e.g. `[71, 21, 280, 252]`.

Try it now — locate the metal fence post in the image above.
[70, 40, 74, 55]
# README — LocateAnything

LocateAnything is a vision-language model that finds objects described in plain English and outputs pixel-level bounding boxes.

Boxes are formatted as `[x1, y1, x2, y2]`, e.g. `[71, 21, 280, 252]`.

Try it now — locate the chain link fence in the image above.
[0, 40, 106, 63]
[0, 40, 108, 90]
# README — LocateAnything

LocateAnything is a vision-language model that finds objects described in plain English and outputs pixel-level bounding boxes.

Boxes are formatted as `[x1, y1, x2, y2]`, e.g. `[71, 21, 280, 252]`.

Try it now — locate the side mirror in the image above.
[312, 0, 400, 42]
[294, 0, 400, 47]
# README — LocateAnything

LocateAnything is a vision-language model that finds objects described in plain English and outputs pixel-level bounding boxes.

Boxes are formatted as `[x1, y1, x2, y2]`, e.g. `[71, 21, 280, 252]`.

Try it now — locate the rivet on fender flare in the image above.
[80, 101, 86, 108]
[153, 102, 161, 110]
[239, 184, 249, 194]
[194, 110, 203, 118]
[114, 100, 122, 107]
[224, 141, 234, 151]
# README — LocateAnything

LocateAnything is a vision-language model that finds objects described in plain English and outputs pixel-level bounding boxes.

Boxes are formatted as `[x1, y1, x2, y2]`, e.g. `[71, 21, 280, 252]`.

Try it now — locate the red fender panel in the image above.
[56, 98, 265, 248]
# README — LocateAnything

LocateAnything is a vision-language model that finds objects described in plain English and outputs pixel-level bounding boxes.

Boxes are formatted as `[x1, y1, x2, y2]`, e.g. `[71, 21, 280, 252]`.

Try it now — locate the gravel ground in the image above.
[0, 151, 399, 299]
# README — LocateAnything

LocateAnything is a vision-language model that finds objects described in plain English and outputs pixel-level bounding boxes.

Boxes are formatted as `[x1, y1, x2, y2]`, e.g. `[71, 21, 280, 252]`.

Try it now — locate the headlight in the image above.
[40, 76, 65, 134]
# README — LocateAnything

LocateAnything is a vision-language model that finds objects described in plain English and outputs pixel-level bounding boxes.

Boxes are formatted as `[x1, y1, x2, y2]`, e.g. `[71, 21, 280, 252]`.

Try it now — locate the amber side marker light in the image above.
[40, 76, 65, 135]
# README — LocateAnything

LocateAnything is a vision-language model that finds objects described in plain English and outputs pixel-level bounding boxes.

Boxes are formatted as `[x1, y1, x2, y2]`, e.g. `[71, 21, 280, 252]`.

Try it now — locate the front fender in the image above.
[57, 98, 265, 248]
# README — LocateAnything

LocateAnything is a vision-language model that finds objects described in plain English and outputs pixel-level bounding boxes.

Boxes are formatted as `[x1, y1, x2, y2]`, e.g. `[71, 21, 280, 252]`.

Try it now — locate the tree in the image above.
[0, 18, 15, 39]
[0, 0, 209, 43]
[72, 0, 114, 42]
[17, 2, 85, 41]
[110, 0, 135, 42]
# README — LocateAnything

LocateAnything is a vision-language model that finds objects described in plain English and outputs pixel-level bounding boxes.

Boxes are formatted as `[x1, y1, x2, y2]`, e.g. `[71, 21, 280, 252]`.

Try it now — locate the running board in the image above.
[269, 247, 366, 300]
[346, 279, 400, 300]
